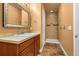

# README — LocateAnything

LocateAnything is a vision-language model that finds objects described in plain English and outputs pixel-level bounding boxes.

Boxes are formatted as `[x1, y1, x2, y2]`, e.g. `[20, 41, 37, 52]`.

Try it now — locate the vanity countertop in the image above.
[0, 32, 40, 44]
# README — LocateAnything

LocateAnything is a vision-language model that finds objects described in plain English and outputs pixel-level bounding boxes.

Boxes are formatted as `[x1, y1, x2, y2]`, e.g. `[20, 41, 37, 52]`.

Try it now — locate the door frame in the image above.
[73, 3, 75, 56]
[73, 3, 79, 56]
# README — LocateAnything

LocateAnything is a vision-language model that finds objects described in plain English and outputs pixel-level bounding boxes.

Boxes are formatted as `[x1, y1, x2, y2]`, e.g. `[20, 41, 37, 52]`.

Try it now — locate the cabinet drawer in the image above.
[19, 43, 34, 56]
[19, 38, 34, 52]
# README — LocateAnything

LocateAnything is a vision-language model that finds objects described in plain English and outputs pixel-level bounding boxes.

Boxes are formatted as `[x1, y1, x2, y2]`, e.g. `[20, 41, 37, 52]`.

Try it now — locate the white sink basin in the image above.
[14, 33, 39, 37]
[0, 32, 40, 44]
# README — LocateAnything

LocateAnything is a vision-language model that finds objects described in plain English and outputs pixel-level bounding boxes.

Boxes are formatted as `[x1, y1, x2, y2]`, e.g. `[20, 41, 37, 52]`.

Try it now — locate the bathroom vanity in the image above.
[0, 33, 40, 56]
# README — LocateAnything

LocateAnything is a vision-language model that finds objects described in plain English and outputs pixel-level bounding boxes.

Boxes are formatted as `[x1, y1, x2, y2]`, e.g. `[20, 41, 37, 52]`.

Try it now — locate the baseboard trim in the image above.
[59, 44, 68, 56]
[46, 39, 60, 44]
[39, 42, 45, 53]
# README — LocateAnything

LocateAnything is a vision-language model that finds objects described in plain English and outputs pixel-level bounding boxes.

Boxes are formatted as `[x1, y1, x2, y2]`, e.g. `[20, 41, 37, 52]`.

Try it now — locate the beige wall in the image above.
[58, 3, 73, 55]
[30, 4, 41, 32]
[46, 12, 58, 39]
[29, 4, 42, 47]
[0, 4, 29, 35]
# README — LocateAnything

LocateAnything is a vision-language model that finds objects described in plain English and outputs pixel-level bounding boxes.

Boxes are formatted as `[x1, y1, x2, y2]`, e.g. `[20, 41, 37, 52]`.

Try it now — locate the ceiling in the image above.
[44, 3, 60, 13]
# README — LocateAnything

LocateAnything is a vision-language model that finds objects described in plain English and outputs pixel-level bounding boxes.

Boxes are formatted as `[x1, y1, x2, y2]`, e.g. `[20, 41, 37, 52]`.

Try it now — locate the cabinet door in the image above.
[19, 39, 33, 52]
[34, 35, 40, 55]
[19, 43, 34, 56]
[0, 42, 18, 56]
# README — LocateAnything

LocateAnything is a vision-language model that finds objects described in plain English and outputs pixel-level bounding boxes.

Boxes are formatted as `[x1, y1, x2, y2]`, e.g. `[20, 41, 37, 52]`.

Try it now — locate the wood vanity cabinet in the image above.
[0, 35, 40, 56]
[34, 35, 40, 55]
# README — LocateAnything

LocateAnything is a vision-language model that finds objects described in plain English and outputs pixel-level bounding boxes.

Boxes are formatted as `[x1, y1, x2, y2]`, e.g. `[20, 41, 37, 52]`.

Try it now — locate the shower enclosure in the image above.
[45, 12, 58, 42]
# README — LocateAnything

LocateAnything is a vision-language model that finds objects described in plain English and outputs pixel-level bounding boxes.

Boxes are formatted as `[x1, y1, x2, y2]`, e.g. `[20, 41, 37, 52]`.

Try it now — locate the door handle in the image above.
[75, 35, 78, 38]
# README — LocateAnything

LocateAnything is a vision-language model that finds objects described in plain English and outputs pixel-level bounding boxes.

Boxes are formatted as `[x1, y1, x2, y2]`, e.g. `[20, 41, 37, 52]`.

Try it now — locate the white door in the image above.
[74, 3, 79, 56]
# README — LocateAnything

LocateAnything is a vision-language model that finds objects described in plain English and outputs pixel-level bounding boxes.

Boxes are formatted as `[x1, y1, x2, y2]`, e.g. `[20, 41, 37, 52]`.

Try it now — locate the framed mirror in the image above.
[3, 3, 29, 28]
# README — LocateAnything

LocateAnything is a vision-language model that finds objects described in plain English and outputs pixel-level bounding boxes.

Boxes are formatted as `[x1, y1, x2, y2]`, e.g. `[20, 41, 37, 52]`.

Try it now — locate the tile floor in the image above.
[39, 43, 65, 56]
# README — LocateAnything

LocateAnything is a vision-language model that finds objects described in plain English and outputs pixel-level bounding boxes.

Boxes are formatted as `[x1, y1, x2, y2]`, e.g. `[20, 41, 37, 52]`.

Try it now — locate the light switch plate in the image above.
[68, 26, 72, 30]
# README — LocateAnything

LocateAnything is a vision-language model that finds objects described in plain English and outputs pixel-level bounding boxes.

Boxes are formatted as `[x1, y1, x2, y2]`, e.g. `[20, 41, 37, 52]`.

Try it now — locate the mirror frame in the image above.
[3, 3, 30, 28]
